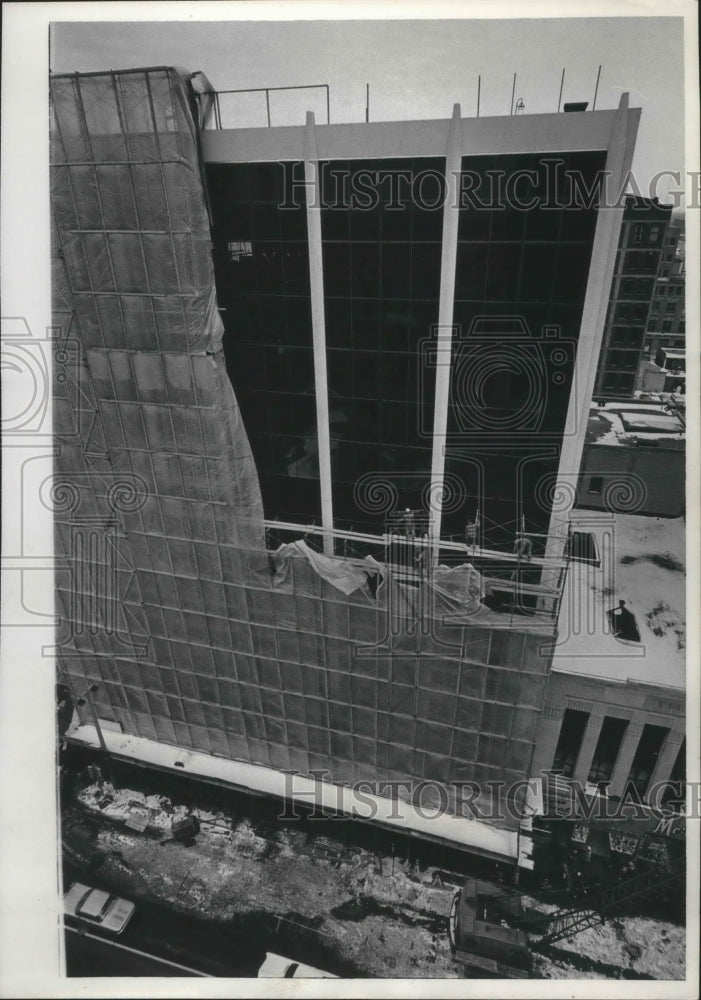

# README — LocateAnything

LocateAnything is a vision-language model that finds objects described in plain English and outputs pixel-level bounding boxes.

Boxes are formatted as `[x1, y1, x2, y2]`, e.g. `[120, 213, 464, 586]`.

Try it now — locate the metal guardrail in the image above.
[200, 84, 331, 129]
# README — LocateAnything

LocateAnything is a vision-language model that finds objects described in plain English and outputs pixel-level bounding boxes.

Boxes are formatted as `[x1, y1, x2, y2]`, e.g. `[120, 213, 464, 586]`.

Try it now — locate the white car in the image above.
[258, 952, 338, 979]
[64, 882, 135, 935]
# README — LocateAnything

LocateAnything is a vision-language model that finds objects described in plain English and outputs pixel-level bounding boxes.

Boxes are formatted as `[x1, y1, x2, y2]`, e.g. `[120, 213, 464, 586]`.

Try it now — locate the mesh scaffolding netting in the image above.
[52, 68, 555, 831]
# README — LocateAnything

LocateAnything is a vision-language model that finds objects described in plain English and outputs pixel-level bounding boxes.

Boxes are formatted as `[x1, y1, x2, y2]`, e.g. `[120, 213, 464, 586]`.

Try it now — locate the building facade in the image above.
[52, 67, 641, 864]
[594, 197, 672, 400]
[530, 510, 686, 865]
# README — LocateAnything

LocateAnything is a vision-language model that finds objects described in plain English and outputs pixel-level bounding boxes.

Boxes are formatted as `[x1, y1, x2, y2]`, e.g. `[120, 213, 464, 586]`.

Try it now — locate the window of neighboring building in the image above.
[649, 224, 661, 243]
[624, 250, 659, 275]
[588, 716, 629, 785]
[631, 223, 644, 244]
[610, 326, 644, 348]
[627, 724, 670, 797]
[587, 476, 603, 494]
[565, 531, 600, 565]
[552, 708, 590, 777]
[662, 321, 673, 332]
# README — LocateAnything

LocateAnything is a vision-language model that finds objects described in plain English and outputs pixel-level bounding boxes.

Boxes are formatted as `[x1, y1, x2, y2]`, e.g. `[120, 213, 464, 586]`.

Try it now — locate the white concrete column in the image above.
[648, 730, 684, 797]
[429, 104, 462, 567]
[544, 95, 641, 572]
[304, 112, 334, 556]
[608, 718, 644, 798]
[528, 705, 564, 779]
[573, 712, 605, 784]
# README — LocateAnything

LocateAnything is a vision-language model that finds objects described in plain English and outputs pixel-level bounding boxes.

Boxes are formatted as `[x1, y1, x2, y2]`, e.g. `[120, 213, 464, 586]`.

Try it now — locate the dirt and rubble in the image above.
[63, 777, 685, 981]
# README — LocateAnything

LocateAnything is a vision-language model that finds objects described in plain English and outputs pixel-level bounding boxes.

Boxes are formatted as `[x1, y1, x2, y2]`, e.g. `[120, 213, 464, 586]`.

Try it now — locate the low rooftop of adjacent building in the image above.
[555, 512, 686, 689]
[585, 402, 685, 449]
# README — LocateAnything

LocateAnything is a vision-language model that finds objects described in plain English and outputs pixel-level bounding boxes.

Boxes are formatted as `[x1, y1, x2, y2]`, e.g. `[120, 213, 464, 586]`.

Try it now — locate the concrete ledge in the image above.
[65, 722, 530, 865]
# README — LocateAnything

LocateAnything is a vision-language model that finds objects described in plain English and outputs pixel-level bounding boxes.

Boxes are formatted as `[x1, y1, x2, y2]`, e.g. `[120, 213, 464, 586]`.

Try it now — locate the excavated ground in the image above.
[62, 772, 686, 981]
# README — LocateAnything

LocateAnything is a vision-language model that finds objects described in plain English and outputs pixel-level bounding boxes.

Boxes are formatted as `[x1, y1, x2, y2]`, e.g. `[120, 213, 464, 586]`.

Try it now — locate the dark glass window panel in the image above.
[524, 206, 561, 241]
[454, 245, 488, 300]
[237, 394, 269, 434]
[247, 162, 283, 203]
[380, 303, 410, 352]
[381, 400, 408, 446]
[321, 203, 351, 241]
[352, 350, 381, 399]
[327, 349, 354, 398]
[381, 203, 413, 242]
[253, 297, 284, 342]
[332, 441, 357, 483]
[407, 300, 440, 350]
[559, 207, 598, 242]
[284, 296, 312, 347]
[351, 300, 380, 349]
[206, 162, 250, 206]
[485, 244, 522, 300]
[520, 244, 557, 302]
[381, 354, 410, 401]
[381, 243, 411, 298]
[285, 347, 315, 394]
[453, 300, 482, 337]
[552, 244, 592, 304]
[349, 205, 381, 241]
[250, 203, 280, 240]
[281, 243, 311, 296]
[411, 200, 444, 241]
[411, 243, 442, 299]
[351, 242, 381, 298]
[279, 202, 308, 240]
[458, 207, 492, 241]
[254, 243, 284, 294]
[235, 345, 268, 388]
[352, 399, 381, 443]
[325, 298, 353, 349]
[323, 243, 351, 297]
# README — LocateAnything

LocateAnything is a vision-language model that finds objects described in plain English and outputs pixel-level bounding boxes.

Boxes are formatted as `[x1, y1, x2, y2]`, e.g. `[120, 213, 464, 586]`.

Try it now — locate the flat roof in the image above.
[586, 404, 685, 447]
[553, 512, 686, 689]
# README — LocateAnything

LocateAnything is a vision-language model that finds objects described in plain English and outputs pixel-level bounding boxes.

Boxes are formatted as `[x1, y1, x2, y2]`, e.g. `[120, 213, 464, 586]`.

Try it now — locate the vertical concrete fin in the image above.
[429, 103, 462, 564]
[544, 94, 640, 572]
[304, 111, 334, 555]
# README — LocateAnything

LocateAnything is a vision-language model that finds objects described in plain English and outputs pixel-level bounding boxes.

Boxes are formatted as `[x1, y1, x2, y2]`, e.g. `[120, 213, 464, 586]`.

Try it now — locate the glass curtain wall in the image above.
[207, 161, 320, 526]
[444, 151, 607, 552]
[320, 157, 444, 535]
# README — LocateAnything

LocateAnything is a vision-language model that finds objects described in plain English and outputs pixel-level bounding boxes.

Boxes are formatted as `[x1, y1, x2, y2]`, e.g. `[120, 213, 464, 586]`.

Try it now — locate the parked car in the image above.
[63, 882, 135, 935]
[257, 952, 338, 978]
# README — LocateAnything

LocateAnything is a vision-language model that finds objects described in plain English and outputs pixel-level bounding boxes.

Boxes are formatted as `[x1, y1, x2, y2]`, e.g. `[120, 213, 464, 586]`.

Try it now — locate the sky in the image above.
[49, 15, 687, 195]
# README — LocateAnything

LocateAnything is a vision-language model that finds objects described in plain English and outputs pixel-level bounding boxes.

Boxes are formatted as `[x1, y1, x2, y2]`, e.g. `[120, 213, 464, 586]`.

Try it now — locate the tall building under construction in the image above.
[51, 67, 643, 868]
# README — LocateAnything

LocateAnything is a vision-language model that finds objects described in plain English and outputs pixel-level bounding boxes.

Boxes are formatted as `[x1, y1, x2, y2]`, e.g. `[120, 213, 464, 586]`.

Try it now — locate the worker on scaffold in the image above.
[399, 507, 416, 541]
[514, 533, 533, 562]
[464, 512, 480, 557]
